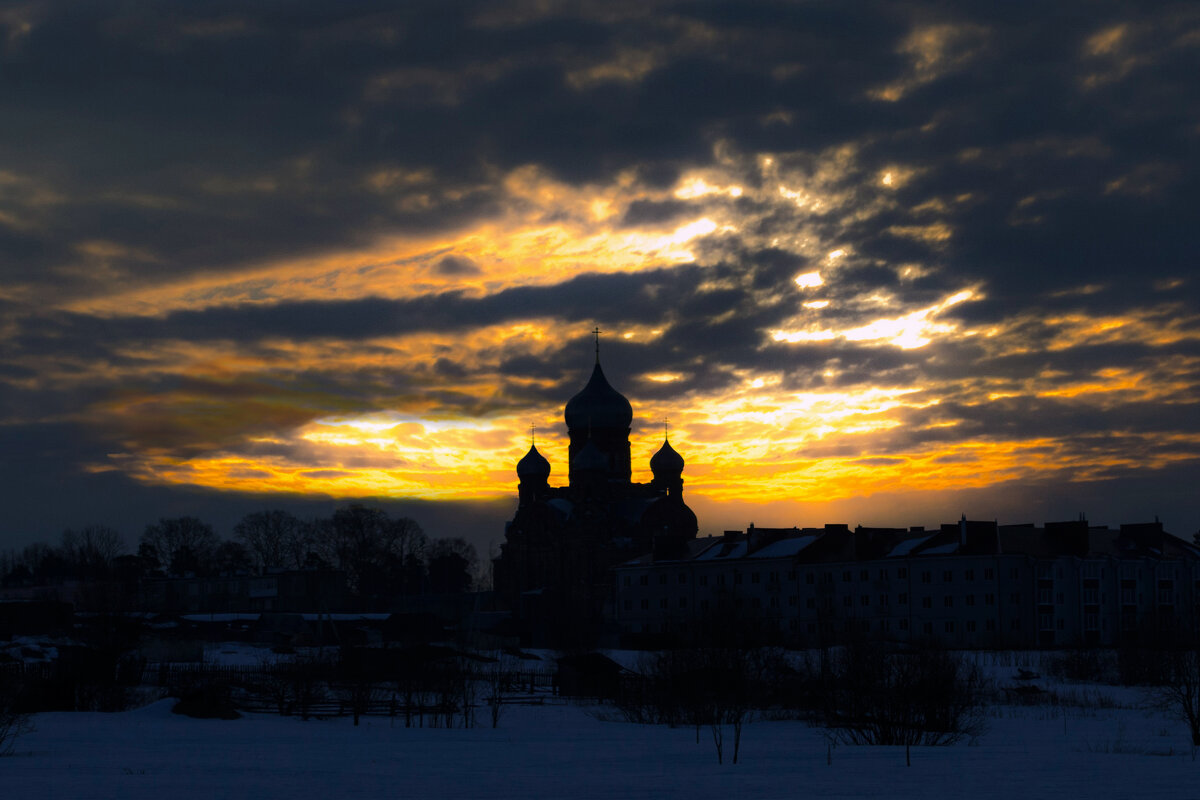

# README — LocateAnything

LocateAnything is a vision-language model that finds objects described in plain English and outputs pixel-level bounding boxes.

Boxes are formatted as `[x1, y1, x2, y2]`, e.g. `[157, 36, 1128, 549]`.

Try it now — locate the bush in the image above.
[819, 642, 989, 748]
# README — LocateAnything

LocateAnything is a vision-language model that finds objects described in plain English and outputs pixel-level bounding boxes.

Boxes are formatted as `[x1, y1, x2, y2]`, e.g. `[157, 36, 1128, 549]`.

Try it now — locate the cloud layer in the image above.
[2, 1, 1198, 545]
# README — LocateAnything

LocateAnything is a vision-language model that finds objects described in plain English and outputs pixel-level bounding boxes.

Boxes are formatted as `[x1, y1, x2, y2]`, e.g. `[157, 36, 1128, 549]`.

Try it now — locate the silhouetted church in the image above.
[493, 335, 698, 642]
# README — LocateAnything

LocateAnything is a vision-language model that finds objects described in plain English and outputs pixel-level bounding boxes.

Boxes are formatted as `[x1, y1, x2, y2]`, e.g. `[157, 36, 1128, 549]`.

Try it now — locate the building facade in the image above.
[614, 519, 1200, 648]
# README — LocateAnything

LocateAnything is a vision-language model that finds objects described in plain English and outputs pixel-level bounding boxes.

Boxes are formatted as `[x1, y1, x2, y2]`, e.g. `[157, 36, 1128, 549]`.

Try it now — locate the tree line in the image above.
[0, 505, 483, 599]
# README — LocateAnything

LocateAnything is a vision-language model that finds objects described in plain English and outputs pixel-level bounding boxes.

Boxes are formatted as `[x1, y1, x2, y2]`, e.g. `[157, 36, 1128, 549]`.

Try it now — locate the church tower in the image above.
[563, 329, 633, 486]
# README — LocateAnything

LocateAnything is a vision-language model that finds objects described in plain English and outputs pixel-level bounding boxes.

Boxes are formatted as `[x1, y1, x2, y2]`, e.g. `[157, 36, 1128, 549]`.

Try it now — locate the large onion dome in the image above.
[650, 437, 684, 480]
[564, 363, 633, 430]
[516, 444, 551, 482]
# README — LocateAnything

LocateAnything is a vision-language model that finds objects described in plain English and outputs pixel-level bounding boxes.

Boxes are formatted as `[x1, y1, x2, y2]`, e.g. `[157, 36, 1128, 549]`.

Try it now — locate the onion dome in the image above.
[650, 437, 685, 480]
[516, 443, 551, 483]
[564, 363, 633, 430]
[572, 438, 608, 473]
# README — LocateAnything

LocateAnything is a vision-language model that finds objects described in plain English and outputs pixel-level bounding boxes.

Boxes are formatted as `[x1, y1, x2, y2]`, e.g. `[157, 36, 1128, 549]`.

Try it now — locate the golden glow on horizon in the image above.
[16, 142, 1195, 517]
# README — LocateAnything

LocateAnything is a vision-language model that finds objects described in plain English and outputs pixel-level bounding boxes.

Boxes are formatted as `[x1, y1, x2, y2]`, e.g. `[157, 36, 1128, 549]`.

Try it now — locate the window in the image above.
[678, 572, 688, 584]
[806, 572, 815, 585]
[823, 572, 833, 584]
[843, 570, 852, 582]
[660, 598, 668, 609]
[844, 596, 853, 607]
[1010, 592, 1021, 605]
[623, 576, 631, 587]
[898, 593, 908, 605]
[861, 595, 870, 606]
[965, 569, 975, 581]
[678, 597, 687, 609]
[806, 597, 816, 609]
[898, 568, 908, 579]
[945, 621, 955, 633]
[943, 570, 953, 583]
[623, 599, 631, 610]
[787, 570, 797, 581]
[900, 619, 909, 630]
[639, 575, 648, 586]
[984, 568, 994, 580]
[1010, 568, 1019, 580]
[716, 574, 726, 586]
[770, 571, 780, 583]
[860, 570, 869, 581]
[966, 594, 975, 606]
[879, 569, 888, 580]
[967, 620, 976, 633]
[922, 597, 932, 609]
[985, 593, 995, 606]
[770, 596, 780, 609]
[921, 571, 932, 584]
[879, 594, 889, 606]
[789, 595, 798, 606]
[923, 622, 933, 635]
[1011, 619, 1021, 630]
[944, 596, 954, 608]
[734, 572, 743, 585]
[699, 575, 708, 587]
[752, 598, 762, 610]
[659, 574, 667, 585]
[701, 599, 709, 611]
[751, 572, 760, 584]
[640, 599, 648, 610]
[986, 619, 995, 632]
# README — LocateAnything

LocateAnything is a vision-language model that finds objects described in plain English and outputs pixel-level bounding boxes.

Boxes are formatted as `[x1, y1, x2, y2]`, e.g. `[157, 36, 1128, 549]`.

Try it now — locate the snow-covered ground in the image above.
[5, 689, 1198, 799]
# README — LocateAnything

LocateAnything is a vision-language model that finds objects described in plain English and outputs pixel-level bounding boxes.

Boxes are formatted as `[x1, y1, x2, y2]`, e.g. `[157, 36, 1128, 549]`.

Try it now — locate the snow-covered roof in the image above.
[922, 542, 961, 555]
[748, 536, 818, 558]
[886, 533, 937, 558]
[695, 541, 748, 560]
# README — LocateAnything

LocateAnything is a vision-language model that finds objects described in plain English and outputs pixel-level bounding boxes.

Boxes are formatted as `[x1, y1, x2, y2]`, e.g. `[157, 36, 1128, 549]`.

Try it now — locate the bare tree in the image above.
[311, 505, 426, 599]
[1147, 647, 1200, 748]
[61, 525, 125, 579]
[234, 510, 309, 571]
[140, 517, 219, 576]
[819, 640, 988, 762]
[0, 673, 34, 757]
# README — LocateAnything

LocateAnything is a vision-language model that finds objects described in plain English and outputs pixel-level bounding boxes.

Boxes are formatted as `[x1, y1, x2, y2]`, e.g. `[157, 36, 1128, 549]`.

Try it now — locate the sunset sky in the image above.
[2, 1, 1198, 553]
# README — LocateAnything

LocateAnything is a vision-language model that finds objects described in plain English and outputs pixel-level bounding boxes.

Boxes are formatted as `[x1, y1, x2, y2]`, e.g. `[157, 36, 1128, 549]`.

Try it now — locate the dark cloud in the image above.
[2, 1, 1199, 543]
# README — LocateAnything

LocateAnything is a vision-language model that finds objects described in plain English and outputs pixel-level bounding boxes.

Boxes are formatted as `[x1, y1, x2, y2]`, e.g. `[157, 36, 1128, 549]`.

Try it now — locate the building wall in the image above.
[613, 547, 1200, 649]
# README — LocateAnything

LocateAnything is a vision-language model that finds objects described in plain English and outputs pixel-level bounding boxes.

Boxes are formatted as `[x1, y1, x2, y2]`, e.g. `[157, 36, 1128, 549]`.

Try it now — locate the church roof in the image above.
[571, 437, 608, 472]
[564, 362, 633, 430]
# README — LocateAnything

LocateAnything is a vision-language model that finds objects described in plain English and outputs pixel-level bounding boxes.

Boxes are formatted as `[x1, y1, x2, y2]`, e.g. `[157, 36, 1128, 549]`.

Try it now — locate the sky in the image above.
[1, 1, 1198, 555]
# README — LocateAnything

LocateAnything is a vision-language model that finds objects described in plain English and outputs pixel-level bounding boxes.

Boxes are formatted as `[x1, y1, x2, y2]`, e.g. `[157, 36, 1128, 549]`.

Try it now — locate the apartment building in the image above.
[612, 518, 1200, 648]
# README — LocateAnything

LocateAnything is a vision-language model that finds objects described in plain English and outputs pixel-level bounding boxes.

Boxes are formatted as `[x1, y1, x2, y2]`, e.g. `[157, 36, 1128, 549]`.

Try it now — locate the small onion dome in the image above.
[564, 363, 633, 430]
[650, 437, 684, 480]
[572, 438, 608, 472]
[516, 444, 551, 482]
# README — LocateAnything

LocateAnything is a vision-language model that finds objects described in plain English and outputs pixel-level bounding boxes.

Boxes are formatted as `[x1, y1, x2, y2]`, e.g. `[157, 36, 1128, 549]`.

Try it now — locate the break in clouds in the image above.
[1, 0, 1198, 543]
